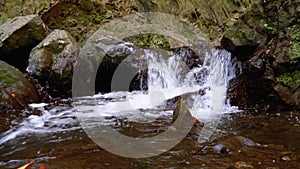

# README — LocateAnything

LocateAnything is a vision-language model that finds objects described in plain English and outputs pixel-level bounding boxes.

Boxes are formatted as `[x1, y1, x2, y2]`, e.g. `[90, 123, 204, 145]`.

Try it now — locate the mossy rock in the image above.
[124, 33, 170, 49]
[277, 70, 300, 90]
[0, 61, 40, 110]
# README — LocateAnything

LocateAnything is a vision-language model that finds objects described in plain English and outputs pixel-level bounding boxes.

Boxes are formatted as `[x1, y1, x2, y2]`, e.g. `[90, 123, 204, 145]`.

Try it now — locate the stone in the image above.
[200, 135, 257, 154]
[273, 84, 300, 109]
[0, 0, 58, 25]
[0, 60, 40, 110]
[0, 14, 49, 71]
[27, 29, 80, 97]
[234, 161, 254, 169]
[224, 0, 300, 111]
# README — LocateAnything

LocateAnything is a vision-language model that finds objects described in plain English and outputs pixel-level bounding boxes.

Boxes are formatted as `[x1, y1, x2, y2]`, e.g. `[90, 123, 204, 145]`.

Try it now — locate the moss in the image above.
[277, 70, 300, 89]
[46, 41, 66, 54]
[124, 33, 170, 49]
[0, 69, 20, 85]
[288, 25, 300, 64]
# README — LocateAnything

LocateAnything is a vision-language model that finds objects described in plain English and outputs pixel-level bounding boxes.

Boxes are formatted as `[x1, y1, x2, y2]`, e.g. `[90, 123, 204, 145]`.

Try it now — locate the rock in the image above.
[0, 14, 49, 71]
[27, 29, 80, 98]
[0, 61, 40, 110]
[130, 0, 257, 42]
[224, 0, 300, 110]
[129, 69, 148, 92]
[200, 135, 257, 154]
[0, 0, 58, 25]
[234, 161, 254, 169]
[73, 33, 137, 96]
[221, 36, 258, 61]
[273, 84, 300, 109]
[128, 46, 205, 92]
[74, 29, 206, 96]
[228, 74, 287, 111]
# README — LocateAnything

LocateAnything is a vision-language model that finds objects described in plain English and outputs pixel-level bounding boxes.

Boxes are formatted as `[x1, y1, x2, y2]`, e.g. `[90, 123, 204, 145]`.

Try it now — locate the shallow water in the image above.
[0, 102, 299, 169]
[1, 45, 299, 168]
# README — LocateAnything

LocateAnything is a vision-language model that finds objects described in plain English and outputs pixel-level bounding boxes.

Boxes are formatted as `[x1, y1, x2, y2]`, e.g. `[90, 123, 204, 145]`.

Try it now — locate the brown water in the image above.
[0, 107, 299, 169]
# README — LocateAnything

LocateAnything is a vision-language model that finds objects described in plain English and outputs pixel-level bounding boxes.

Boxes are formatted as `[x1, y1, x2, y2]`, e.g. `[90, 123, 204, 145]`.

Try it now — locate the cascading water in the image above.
[0, 44, 238, 166]
[0, 46, 237, 143]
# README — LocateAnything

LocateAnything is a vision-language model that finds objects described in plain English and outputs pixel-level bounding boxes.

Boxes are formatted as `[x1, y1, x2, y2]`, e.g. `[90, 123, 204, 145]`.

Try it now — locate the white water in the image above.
[0, 47, 238, 145]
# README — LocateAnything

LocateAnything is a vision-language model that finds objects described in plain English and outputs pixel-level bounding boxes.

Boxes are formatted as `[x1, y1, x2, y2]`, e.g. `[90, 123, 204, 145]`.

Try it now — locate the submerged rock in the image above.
[200, 135, 257, 154]
[0, 61, 40, 110]
[27, 29, 80, 98]
[0, 14, 49, 71]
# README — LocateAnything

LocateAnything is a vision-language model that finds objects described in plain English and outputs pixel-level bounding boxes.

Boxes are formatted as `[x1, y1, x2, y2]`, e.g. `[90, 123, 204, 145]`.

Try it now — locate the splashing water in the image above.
[0, 45, 238, 146]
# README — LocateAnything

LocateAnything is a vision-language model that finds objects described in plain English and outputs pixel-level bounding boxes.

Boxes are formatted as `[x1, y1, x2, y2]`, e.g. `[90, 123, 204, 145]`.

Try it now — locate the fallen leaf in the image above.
[11, 93, 16, 97]
[17, 161, 34, 169]
[194, 118, 201, 124]
[38, 166, 46, 169]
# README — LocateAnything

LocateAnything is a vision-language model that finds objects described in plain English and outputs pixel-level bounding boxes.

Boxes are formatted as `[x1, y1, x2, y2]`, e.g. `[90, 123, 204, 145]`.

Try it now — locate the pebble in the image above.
[281, 156, 291, 161]
[234, 161, 254, 168]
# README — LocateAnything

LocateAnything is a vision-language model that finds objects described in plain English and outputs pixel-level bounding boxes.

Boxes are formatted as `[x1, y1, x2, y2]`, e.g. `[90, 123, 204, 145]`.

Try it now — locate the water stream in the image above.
[0, 46, 299, 168]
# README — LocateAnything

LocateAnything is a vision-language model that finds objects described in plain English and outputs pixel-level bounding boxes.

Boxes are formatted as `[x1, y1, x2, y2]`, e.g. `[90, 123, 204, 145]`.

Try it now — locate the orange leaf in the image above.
[17, 161, 34, 169]
[38, 166, 46, 169]
[11, 93, 16, 97]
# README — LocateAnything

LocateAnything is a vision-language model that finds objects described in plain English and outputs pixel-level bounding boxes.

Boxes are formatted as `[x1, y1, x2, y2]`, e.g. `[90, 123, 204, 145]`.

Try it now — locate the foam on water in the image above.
[0, 107, 79, 145]
[0, 46, 238, 145]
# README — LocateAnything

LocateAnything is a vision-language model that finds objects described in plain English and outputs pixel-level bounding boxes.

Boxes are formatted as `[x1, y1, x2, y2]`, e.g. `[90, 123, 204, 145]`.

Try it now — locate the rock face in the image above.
[224, 0, 300, 110]
[27, 29, 80, 97]
[0, 61, 40, 111]
[0, 0, 57, 25]
[0, 14, 49, 71]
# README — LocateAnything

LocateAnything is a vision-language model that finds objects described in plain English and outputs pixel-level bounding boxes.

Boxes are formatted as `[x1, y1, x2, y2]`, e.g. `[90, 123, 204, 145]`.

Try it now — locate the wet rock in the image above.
[224, 0, 300, 110]
[129, 69, 148, 92]
[128, 46, 205, 92]
[200, 135, 257, 154]
[0, 14, 49, 71]
[221, 36, 258, 61]
[273, 84, 300, 109]
[172, 99, 195, 129]
[27, 29, 80, 98]
[228, 74, 287, 111]
[0, 61, 40, 110]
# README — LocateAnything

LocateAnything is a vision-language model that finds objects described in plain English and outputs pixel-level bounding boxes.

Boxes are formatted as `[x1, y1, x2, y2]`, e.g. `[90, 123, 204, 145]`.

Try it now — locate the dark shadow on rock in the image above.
[221, 36, 258, 61]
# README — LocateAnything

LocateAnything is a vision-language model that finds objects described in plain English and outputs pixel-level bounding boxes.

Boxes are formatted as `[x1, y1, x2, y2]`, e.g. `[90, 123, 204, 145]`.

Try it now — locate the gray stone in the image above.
[0, 14, 49, 71]
[27, 29, 80, 97]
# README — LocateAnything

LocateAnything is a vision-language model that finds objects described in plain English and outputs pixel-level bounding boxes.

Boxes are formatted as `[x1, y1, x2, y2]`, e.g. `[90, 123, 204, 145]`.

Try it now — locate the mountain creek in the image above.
[0, 0, 299, 169]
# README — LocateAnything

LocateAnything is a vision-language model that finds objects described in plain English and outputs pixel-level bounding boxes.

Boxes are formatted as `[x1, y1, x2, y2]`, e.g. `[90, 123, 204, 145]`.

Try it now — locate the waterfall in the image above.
[141, 47, 236, 120]
[0, 45, 237, 145]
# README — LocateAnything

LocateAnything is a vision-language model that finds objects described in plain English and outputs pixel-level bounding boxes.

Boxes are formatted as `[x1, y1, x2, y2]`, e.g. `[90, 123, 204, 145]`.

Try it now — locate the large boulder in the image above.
[224, 0, 300, 110]
[0, 14, 49, 71]
[0, 61, 40, 111]
[27, 29, 80, 98]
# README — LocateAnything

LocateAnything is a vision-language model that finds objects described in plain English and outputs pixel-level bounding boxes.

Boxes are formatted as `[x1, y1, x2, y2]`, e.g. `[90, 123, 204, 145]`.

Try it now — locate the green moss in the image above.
[46, 41, 66, 54]
[288, 25, 300, 64]
[124, 33, 170, 49]
[277, 70, 300, 89]
[0, 69, 20, 85]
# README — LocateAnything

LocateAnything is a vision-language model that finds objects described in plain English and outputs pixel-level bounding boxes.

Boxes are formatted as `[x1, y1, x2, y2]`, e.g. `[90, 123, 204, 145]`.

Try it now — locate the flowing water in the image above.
[0, 47, 299, 168]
